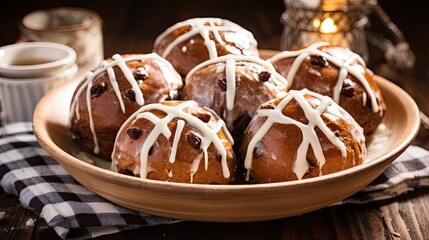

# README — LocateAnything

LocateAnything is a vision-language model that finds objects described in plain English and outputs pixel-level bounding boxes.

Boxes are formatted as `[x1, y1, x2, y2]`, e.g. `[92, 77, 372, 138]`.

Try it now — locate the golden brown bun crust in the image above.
[181, 60, 288, 141]
[154, 18, 259, 77]
[240, 93, 366, 183]
[271, 46, 386, 134]
[113, 101, 236, 184]
[69, 54, 183, 160]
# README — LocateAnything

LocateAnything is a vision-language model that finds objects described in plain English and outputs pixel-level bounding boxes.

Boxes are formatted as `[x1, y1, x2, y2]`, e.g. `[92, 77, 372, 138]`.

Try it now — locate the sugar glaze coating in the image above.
[69, 53, 182, 159]
[241, 89, 366, 183]
[112, 100, 236, 184]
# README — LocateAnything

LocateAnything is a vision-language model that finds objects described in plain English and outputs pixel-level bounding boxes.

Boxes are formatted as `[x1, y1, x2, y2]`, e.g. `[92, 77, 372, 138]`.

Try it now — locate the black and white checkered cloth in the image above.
[1, 122, 429, 239]
[0, 122, 177, 239]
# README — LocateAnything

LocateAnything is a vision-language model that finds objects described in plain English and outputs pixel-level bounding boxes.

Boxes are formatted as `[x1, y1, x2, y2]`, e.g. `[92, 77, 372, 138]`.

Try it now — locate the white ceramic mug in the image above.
[0, 42, 77, 124]
[19, 7, 104, 74]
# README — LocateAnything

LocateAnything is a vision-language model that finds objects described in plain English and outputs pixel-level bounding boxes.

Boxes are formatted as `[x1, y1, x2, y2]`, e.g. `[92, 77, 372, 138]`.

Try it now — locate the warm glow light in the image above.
[313, 18, 321, 28]
[319, 18, 338, 33]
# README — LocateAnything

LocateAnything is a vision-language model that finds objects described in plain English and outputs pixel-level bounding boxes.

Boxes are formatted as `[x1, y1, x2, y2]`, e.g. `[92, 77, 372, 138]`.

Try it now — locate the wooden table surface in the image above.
[1, 1, 429, 239]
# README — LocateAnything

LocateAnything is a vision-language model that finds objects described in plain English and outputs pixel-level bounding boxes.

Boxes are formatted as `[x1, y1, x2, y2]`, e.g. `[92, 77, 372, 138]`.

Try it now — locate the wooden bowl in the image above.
[33, 52, 420, 222]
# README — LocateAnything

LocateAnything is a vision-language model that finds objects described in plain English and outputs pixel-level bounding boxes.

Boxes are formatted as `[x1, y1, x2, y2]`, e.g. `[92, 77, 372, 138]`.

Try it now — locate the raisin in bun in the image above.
[112, 100, 236, 184]
[153, 17, 259, 77]
[269, 42, 386, 134]
[240, 89, 366, 183]
[181, 55, 288, 141]
[69, 53, 183, 160]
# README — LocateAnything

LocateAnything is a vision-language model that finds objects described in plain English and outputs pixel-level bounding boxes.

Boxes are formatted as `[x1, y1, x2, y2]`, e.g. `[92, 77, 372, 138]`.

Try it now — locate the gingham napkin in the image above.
[0, 122, 177, 239]
[1, 122, 429, 239]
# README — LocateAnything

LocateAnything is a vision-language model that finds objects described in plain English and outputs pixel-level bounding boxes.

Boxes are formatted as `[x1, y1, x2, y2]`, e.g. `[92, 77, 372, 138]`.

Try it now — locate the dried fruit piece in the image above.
[133, 66, 148, 80]
[118, 169, 134, 176]
[260, 104, 275, 110]
[218, 77, 227, 92]
[341, 85, 355, 98]
[194, 112, 211, 123]
[91, 82, 107, 97]
[125, 89, 136, 101]
[127, 127, 143, 139]
[333, 130, 340, 137]
[309, 55, 328, 67]
[187, 132, 202, 150]
[259, 71, 271, 82]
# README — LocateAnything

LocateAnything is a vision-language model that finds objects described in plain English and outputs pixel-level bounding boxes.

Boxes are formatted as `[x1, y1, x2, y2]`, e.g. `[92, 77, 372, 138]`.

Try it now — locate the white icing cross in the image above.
[244, 89, 347, 181]
[268, 42, 380, 113]
[154, 18, 257, 60]
[112, 101, 234, 182]
[69, 53, 181, 154]
[186, 54, 288, 129]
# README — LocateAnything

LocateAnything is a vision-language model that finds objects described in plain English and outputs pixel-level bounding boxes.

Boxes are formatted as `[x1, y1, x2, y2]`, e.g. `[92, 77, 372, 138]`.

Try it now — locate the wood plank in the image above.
[0, 189, 38, 240]
[4, 160, 423, 239]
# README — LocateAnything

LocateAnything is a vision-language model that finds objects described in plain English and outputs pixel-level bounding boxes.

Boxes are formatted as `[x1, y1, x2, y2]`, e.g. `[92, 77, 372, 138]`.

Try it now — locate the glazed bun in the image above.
[269, 42, 386, 134]
[181, 55, 288, 140]
[112, 100, 236, 184]
[69, 53, 183, 160]
[240, 89, 366, 183]
[153, 17, 259, 77]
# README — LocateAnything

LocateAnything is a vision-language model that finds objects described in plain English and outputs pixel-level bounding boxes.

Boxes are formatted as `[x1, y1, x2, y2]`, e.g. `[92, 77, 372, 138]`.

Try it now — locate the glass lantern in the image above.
[280, 0, 372, 61]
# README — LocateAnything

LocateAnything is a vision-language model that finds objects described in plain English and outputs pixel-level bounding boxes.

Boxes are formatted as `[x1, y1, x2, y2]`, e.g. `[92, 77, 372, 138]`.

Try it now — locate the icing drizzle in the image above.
[154, 18, 257, 59]
[112, 101, 234, 182]
[244, 89, 348, 181]
[268, 42, 380, 113]
[69, 53, 181, 154]
[185, 54, 288, 128]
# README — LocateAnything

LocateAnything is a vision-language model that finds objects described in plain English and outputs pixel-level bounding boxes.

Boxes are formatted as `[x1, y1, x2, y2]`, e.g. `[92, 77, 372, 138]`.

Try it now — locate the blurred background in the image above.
[0, 0, 427, 90]
[0, 0, 426, 74]
[0, 0, 286, 54]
